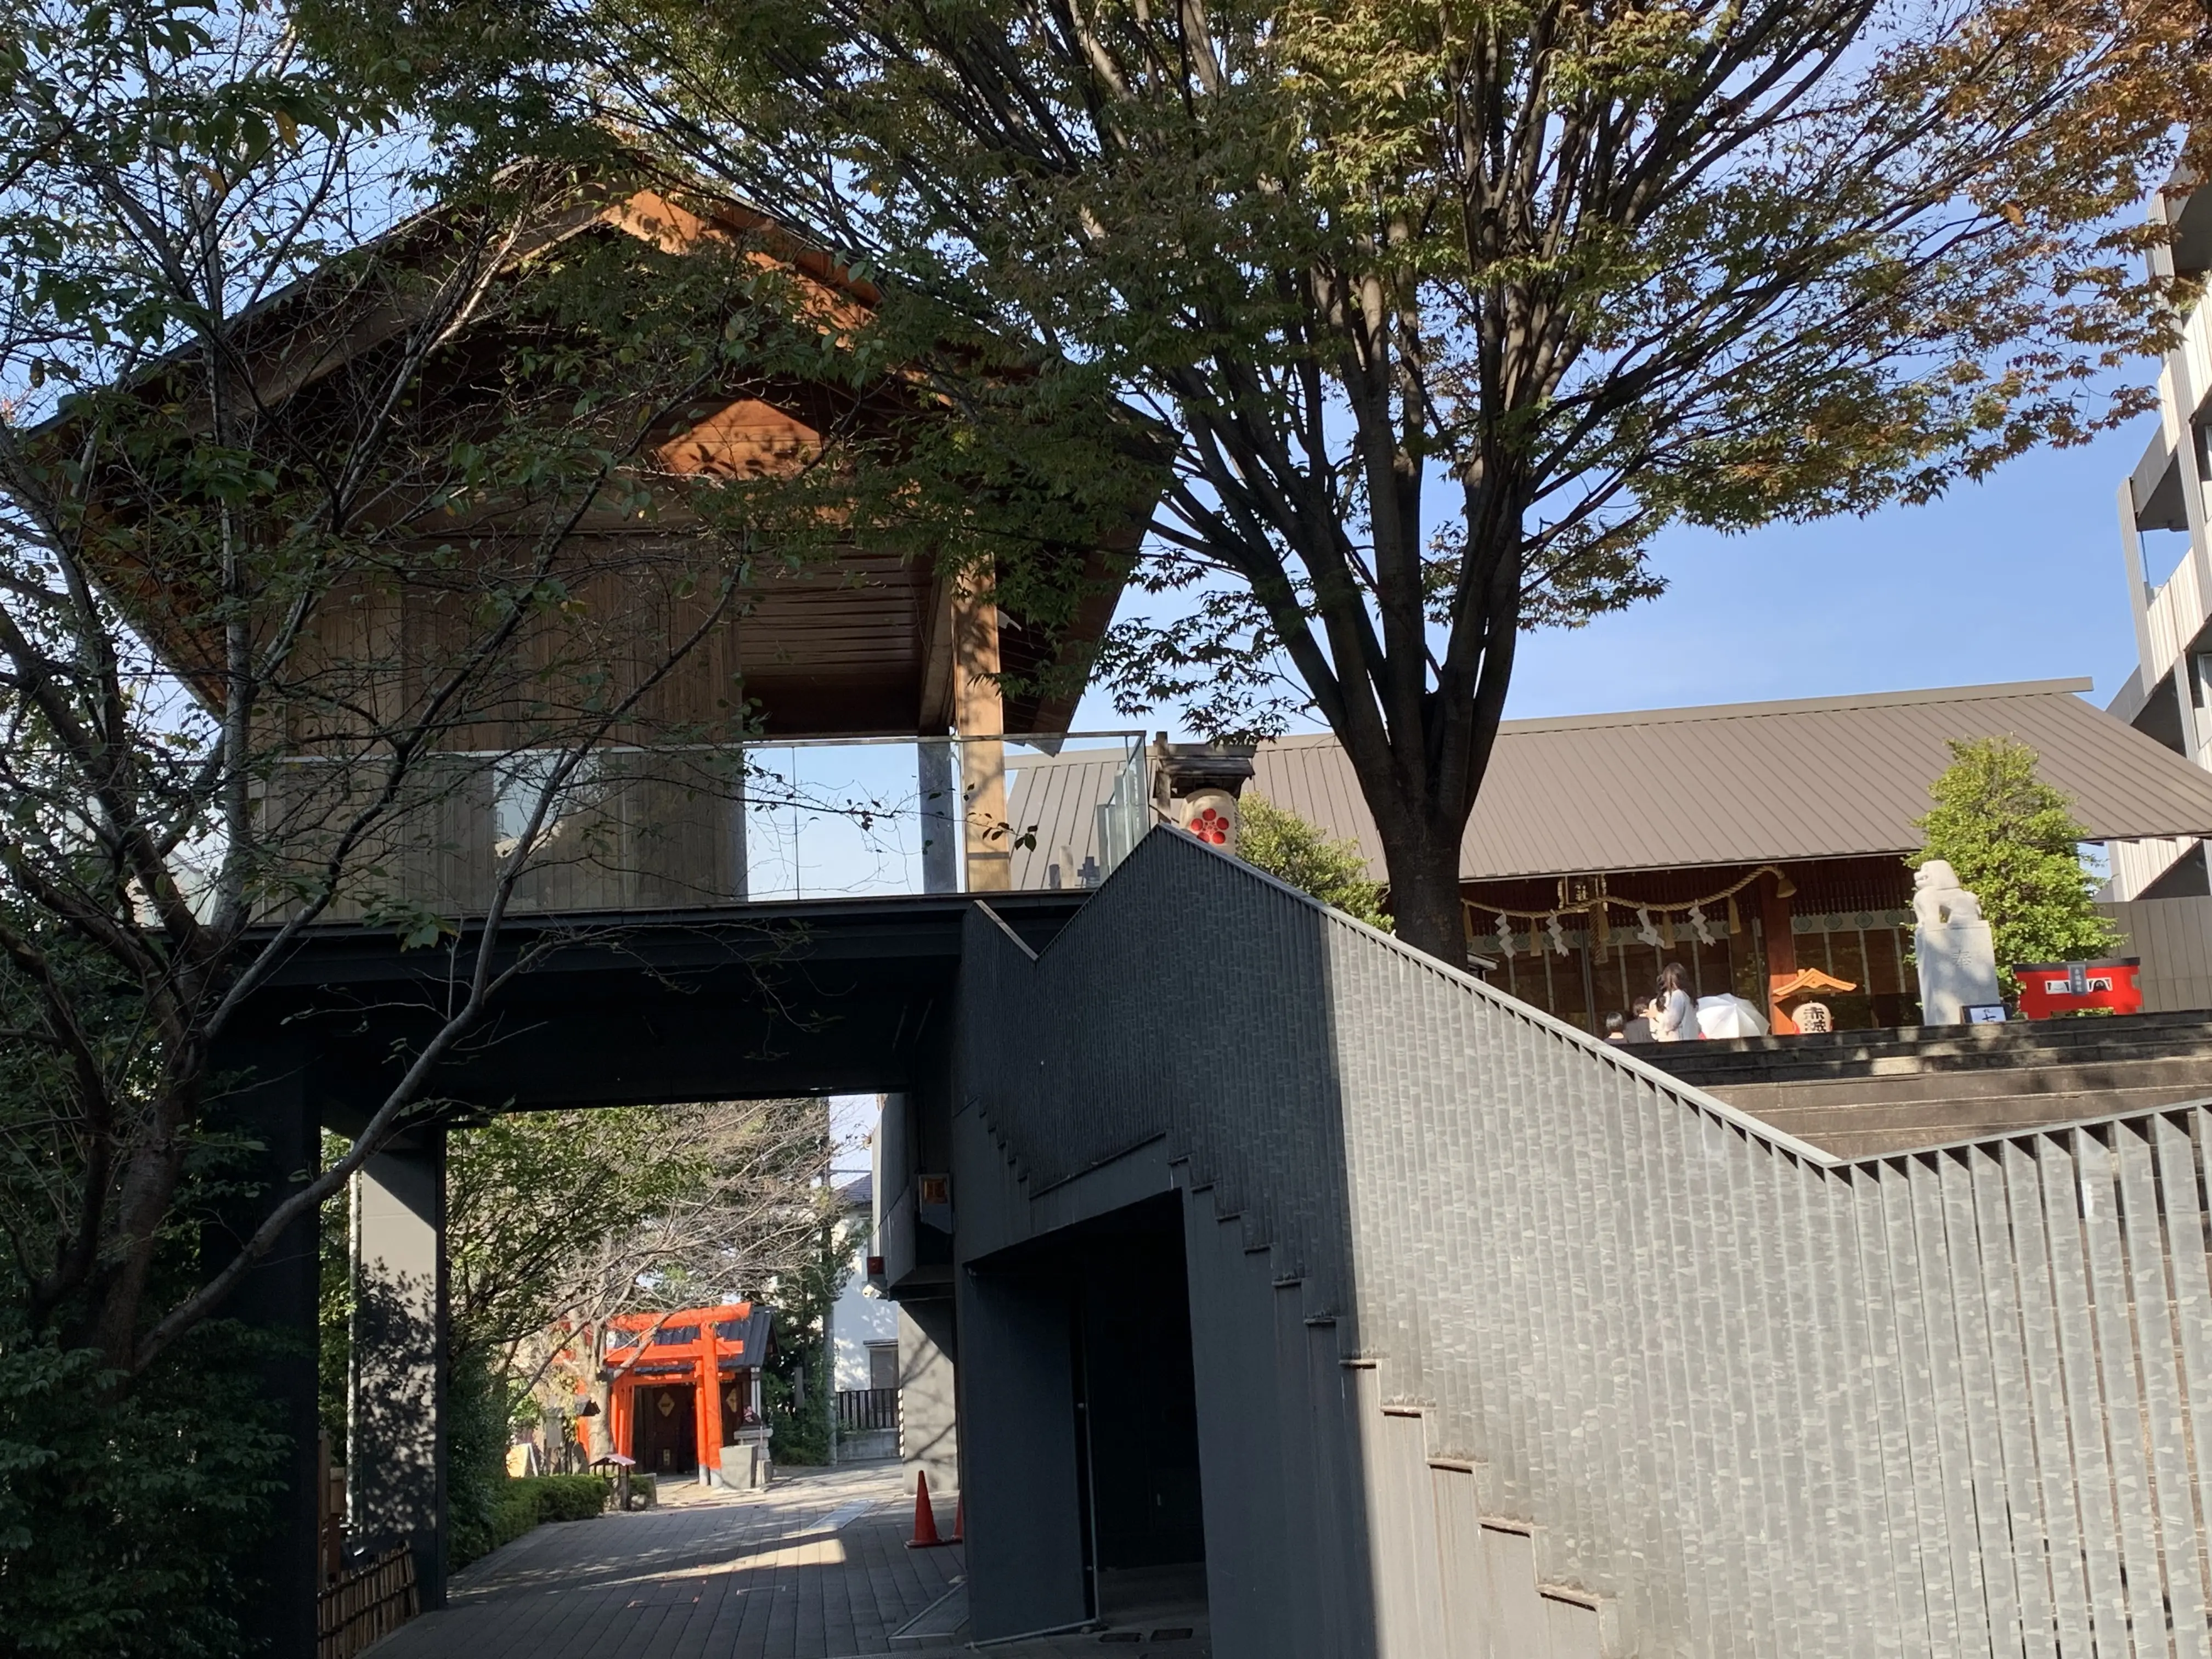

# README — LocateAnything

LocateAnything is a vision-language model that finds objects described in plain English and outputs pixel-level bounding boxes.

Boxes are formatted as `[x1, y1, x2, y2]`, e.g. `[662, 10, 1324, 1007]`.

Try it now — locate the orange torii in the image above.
[591, 1301, 776, 1488]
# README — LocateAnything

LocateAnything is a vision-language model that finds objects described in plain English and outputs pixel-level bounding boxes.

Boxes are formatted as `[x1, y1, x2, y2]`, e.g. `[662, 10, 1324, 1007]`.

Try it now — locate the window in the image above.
[493, 751, 599, 855]
[867, 1342, 898, 1391]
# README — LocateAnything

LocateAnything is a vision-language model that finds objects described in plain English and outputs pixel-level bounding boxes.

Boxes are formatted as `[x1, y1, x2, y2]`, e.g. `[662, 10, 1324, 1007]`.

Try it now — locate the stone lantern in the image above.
[1150, 738, 1258, 856]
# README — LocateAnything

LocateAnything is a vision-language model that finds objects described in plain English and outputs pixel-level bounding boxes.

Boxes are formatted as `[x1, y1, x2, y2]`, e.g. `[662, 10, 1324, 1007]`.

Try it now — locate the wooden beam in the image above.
[952, 570, 1009, 891]
[1760, 873, 1800, 1035]
[917, 566, 957, 732]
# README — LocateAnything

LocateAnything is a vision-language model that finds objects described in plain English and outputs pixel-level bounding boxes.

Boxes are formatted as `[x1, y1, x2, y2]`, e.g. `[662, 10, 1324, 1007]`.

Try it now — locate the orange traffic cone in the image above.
[906, 1469, 946, 1549]
[951, 1494, 964, 1543]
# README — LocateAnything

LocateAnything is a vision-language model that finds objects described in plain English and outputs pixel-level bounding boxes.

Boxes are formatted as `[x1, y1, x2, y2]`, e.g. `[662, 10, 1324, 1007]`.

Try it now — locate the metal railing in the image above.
[837, 1387, 899, 1432]
[267, 731, 1149, 919]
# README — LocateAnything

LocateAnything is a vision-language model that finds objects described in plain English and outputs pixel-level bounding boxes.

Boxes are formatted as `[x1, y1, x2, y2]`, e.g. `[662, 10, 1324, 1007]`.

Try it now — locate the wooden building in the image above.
[1247, 680, 2212, 1032]
[75, 179, 1150, 917]
[1003, 679, 2212, 1032]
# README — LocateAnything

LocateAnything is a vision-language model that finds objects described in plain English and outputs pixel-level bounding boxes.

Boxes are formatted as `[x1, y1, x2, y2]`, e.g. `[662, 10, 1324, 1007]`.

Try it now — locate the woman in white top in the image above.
[1650, 962, 1698, 1042]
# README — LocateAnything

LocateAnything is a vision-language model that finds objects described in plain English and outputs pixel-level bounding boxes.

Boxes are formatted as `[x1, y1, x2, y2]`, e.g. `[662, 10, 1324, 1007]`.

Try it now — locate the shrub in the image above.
[444, 1351, 521, 1568]
[0, 1321, 285, 1658]
[486, 1485, 539, 1555]
[1235, 795, 1392, 929]
[531, 1474, 613, 1522]
[764, 1365, 830, 1466]
[462, 1475, 613, 1567]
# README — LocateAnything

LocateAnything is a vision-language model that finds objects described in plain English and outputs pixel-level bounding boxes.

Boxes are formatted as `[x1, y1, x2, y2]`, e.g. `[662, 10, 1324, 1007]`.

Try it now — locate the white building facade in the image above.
[828, 1172, 899, 1391]
[2109, 178, 2212, 899]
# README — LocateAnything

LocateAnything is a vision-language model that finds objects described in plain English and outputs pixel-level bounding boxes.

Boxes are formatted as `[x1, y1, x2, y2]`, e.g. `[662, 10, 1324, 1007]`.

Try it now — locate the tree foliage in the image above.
[0, 0, 936, 1401]
[318, 1098, 834, 1553]
[305, 0, 2212, 963]
[0, 1319, 285, 1657]
[1236, 794, 1392, 931]
[0, 0, 969, 1632]
[761, 1183, 851, 1468]
[1910, 737, 2121, 995]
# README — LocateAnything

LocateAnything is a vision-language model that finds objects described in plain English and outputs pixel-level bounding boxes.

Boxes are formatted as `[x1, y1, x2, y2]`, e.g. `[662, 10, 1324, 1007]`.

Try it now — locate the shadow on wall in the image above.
[349, 1261, 442, 1587]
[952, 832, 1380, 1657]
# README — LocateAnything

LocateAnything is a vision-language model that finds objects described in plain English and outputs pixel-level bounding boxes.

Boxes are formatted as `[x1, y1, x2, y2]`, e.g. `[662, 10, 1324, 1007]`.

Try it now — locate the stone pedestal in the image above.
[717, 1427, 773, 1490]
[1916, 921, 2004, 1024]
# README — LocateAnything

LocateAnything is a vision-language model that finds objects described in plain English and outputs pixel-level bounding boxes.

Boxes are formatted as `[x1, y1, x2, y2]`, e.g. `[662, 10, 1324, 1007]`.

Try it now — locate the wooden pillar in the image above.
[611, 1379, 631, 1462]
[1761, 873, 1800, 1035]
[698, 1329, 724, 1484]
[952, 570, 1010, 891]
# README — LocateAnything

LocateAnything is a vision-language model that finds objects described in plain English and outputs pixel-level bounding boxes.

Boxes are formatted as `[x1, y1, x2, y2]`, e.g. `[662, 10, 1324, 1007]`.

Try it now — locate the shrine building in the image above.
[589, 1302, 777, 1488]
[1255, 680, 2212, 1031]
[1009, 679, 2212, 1032]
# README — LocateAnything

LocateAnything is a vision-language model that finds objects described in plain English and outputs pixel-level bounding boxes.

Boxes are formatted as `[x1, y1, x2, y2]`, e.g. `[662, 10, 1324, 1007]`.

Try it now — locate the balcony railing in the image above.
[268, 731, 1150, 921]
[836, 1387, 899, 1432]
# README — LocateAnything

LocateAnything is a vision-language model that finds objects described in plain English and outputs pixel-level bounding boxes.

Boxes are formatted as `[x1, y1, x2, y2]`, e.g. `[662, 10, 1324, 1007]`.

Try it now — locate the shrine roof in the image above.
[1007, 679, 2212, 887]
[1254, 679, 2212, 882]
[57, 177, 1142, 738]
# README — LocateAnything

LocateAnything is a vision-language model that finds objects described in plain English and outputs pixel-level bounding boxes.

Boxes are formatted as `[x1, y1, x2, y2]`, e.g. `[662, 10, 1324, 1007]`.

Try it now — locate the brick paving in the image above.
[366, 1464, 1210, 1659]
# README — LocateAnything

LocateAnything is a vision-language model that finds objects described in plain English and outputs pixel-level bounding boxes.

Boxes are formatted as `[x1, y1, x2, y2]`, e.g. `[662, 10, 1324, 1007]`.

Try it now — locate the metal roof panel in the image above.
[1247, 680, 2212, 881]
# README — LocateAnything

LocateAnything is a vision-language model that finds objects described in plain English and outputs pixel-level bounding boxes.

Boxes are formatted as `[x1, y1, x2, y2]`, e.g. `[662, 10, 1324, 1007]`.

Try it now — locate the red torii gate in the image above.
[592, 1301, 775, 1487]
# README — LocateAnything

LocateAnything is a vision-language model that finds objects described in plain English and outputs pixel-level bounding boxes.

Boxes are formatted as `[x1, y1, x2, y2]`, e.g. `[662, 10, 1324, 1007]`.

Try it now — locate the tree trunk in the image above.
[1378, 827, 1470, 970]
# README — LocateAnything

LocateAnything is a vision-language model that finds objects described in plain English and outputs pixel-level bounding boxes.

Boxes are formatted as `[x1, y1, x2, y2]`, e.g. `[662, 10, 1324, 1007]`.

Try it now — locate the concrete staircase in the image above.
[965, 1103, 1610, 1659]
[953, 830, 2212, 1658]
[1629, 1009, 2212, 1156]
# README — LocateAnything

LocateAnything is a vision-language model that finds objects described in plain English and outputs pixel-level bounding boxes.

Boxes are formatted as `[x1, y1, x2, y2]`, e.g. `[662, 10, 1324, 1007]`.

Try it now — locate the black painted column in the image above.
[209, 1030, 321, 1659]
[349, 1128, 449, 1607]
[958, 1265, 1088, 1641]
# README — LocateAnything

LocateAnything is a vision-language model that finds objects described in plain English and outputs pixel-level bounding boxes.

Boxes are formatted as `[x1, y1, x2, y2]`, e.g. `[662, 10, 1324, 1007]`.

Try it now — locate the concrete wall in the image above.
[349, 1132, 448, 1606]
[896, 1299, 958, 1497]
[948, 827, 2212, 1659]
[2101, 893, 2212, 1010]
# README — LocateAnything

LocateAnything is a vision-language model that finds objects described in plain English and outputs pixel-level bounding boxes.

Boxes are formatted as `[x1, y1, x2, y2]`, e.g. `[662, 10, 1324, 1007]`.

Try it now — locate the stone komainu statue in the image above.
[1911, 859, 1983, 928]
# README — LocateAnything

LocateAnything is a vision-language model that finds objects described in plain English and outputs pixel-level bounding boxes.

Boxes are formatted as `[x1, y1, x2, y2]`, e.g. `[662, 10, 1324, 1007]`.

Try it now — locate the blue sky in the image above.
[1073, 409, 2159, 734]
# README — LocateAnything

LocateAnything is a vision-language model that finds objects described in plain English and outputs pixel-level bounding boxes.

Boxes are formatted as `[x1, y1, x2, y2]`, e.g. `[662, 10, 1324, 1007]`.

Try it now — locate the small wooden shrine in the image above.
[590, 1301, 776, 1487]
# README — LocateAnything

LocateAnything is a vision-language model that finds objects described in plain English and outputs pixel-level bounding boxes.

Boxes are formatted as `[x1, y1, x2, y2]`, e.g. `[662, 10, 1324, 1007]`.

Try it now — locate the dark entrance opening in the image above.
[1059, 1194, 1207, 1625]
[961, 1189, 1209, 1641]
[634, 1383, 697, 1476]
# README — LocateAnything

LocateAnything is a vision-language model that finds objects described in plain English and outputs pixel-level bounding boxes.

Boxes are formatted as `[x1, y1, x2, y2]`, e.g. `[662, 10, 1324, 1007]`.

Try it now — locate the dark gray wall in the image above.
[950, 856, 1380, 1659]
[956, 1262, 1089, 1639]
[209, 1033, 322, 1659]
[896, 1297, 960, 1495]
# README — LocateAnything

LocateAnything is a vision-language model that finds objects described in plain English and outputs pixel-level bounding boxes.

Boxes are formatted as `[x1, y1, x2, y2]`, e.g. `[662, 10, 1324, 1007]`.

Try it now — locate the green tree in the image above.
[0, 1, 942, 1632]
[762, 1189, 849, 1468]
[1237, 795, 1392, 932]
[317, 1100, 832, 1558]
[0, 1318, 285, 1658]
[307, 0, 2208, 966]
[1910, 738, 2121, 996]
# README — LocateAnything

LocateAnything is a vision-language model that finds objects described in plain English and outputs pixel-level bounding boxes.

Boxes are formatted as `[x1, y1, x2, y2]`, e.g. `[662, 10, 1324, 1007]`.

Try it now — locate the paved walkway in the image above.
[368, 1464, 1210, 1659]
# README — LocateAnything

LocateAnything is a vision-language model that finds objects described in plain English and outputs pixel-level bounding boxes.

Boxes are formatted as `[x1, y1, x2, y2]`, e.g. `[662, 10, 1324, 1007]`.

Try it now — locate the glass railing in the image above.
[266, 732, 1150, 921]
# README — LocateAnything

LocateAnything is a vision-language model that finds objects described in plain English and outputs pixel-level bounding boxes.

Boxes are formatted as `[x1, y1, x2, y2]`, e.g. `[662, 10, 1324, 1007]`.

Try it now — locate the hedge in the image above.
[464, 1474, 612, 1567]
